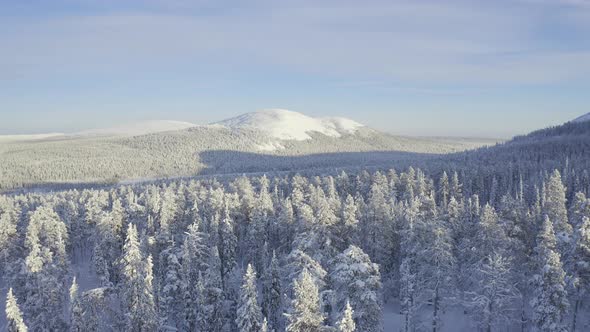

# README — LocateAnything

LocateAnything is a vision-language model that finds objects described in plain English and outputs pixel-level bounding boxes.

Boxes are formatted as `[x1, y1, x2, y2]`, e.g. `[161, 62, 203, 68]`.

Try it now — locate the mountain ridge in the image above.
[213, 109, 364, 141]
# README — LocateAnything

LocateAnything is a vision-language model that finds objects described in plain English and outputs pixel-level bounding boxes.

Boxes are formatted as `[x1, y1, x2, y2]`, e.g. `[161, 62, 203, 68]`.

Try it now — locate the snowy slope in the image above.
[214, 109, 364, 141]
[572, 112, 590, 123]
[74, 120, 196, 137]
[0, 133, 65, 142]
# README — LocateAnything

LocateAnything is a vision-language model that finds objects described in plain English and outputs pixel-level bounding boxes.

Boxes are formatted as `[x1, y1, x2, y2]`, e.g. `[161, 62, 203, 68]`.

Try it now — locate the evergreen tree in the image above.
[544, 170, 572, 239]
[236, 264, 264, 332]
[438, 171, 450, 209]
[337, 300, 356, 332]
[219, 208, 237, 290]
[331, 245, 382, 332]
[531, 217, 569, 332]
[263, 251, 283, 332]
[468, 253, 519, 332]
[120, 223, 158, 331]
[399, 258, 416, 332]
[23, 205, 69, 331]
[6, 288, 28, 332]
[571, 216, 590, 331]
[69, 277, 84, 332]
[286, 269, 326, 332]
[204, 247, 224, 332]
[160, 249, 183, 329]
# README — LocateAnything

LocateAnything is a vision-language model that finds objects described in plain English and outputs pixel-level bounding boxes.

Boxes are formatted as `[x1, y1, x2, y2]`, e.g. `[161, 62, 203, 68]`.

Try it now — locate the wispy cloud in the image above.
[1, 0, 589, 85]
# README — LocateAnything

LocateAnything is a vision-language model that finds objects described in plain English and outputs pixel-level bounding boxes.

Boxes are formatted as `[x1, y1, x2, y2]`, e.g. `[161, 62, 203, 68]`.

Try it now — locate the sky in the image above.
[1, 0, 589, 138]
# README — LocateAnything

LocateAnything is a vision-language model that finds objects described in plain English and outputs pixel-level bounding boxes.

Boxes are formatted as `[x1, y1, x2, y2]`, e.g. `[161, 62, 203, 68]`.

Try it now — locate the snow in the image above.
[0, 133, 65, 142]
[74, 120, 196, 137]
[382, 302, 475, 332]
[214, 109, 364, 141]
[572, 113, 590, 123]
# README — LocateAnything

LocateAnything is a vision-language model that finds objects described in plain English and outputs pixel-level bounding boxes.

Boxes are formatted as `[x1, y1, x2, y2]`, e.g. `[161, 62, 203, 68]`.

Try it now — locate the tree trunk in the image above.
[433, 286, 439, 332]
[572, 296, 580, 332]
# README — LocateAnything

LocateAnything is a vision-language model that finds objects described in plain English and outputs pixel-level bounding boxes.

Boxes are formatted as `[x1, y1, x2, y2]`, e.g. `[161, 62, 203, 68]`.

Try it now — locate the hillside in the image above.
[0, 110, 496, 191]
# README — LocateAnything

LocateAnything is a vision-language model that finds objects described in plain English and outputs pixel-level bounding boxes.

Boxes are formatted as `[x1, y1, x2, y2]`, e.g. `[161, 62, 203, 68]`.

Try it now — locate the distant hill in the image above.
[0, 110, 497, 191]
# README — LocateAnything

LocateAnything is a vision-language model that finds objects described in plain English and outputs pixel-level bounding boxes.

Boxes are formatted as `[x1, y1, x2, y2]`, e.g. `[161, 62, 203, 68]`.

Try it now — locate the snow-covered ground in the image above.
[0, 133, 65, 142]
[214, 109, 364, 141]
[382, 302, 474, 332]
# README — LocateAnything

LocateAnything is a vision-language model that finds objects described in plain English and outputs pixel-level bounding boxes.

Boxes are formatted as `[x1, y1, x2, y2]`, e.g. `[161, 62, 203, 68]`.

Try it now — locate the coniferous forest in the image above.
[2, 119, 590, 331]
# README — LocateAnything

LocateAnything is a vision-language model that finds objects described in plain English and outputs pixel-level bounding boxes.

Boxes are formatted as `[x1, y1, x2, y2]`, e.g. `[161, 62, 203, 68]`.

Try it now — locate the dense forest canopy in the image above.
[1, 120, 590, 331]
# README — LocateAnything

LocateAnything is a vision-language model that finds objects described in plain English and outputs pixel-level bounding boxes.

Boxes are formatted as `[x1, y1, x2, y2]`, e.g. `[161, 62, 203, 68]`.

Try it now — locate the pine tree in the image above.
[236, 264, 263, 332]
[337, 300, 356, 332]
[6, 288, 28, 332]
[531, 216, 569, 332]
[286, 269, 326, 332]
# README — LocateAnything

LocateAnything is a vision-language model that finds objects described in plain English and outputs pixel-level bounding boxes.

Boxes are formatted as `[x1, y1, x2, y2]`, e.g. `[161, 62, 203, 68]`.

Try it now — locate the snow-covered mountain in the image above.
[572, 112, 590, 123]
[74, 120, 196, 137]
[214, 109, 364, 141]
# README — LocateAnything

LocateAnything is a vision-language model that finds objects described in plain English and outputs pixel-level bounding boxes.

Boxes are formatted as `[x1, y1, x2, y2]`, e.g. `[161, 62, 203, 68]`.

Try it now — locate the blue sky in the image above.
[1, 0, 589, 137]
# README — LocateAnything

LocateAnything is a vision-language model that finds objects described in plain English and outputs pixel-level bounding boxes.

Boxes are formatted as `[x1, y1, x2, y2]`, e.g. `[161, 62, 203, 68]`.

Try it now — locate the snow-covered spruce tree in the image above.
[531, 216, 569, 332]
[6, 288, 28, 332]
[204, 246, 224, 332]
[69, 277, 85, 332]
[0, 199, 20, 276]
[120, 223, 158, 331]
[438, 171, 450, 210]
[93, 211, 123, 286]
[399, 257, 417, 332]
[543, 170, 572, 242]
[450, 171, 462, 202]
[219, 207, 238, 290]
[286, 269, 326, 332]
[571, 216, 590, 331]
[467, 253, 519, 332]
[263, 251, 283, 332]
[412, 202, 455, 332]
[335, 194, 359, 251]
[23, 205, 69, 331]
[337, 300, 356, 332]
[475, 204, 509, 258]
[569, 192, 589, 232]
[277, 197, 295, 253]
[160, 248, 183, 329]
[363, 173, 392, 267]
[180, 221, 209, 331]
[331, 245, 382, 332]
[285, 249, 328, 296]
[236, 264, 264, 332]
